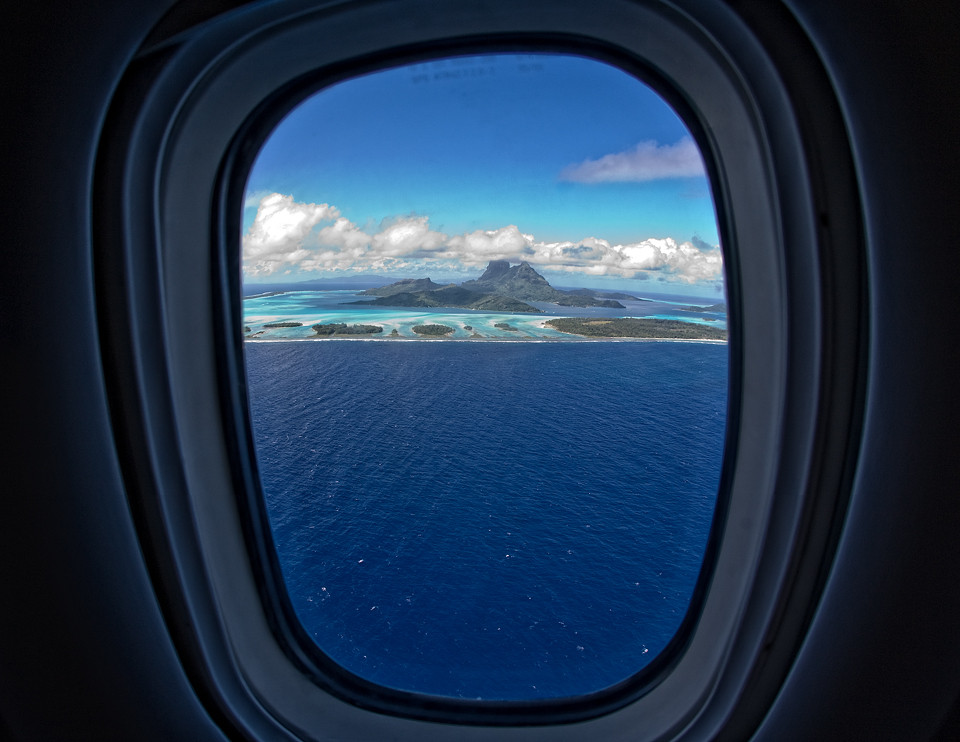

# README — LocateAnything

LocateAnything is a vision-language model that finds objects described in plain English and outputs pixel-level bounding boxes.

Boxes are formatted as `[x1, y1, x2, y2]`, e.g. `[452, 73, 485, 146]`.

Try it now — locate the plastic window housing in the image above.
[93, 0, 864, 739]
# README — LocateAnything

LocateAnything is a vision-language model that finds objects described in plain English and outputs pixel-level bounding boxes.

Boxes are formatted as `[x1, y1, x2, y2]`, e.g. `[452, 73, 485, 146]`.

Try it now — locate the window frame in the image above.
[229, 46, 733, 714]
[94, 0, 865, 738]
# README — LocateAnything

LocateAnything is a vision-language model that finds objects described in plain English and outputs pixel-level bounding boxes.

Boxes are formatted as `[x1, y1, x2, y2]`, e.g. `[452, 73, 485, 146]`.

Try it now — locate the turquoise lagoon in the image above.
[242, 288, 727, 340]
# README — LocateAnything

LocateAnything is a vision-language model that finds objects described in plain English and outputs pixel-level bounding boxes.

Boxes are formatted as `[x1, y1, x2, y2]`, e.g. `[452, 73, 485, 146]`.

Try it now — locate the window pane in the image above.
[242, 54, 727, 700]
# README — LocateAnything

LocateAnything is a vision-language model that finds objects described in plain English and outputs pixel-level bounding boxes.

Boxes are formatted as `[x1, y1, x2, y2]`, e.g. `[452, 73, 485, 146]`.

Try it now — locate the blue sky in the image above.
[242, 54, 723, 295]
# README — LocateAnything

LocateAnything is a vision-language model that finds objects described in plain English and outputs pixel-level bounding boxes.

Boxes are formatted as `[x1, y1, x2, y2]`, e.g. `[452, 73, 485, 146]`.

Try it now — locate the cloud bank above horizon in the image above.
[242, 193, 723, 286]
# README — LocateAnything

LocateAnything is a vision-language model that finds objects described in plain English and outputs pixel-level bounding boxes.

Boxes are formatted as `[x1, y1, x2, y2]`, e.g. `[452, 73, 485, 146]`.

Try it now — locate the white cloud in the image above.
[522, 236, 722, 283]
[242, 192, 722, 285]
[372, 216, 447, 256]
[243, 189, 273, 209]
[443, 225, 533, 265]
[316, 217, 372, 252]
[242, 193, 340, 275]
[559, 137, 705, 183]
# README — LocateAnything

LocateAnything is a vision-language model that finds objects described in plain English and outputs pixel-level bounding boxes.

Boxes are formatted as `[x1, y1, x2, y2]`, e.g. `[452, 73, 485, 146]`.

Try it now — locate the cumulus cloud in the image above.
[559, 137, 705, 183]
[242, 192, 722, 284]
[316, 217, 371, 252]
[522, 236, 722, 283]
[443, 225, 534, 265]
[242, 193, 341, 275]
[372, 216, 447, 256]
[243, 189, 273, 209]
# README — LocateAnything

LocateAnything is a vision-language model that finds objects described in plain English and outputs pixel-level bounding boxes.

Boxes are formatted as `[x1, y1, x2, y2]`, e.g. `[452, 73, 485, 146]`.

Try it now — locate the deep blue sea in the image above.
[245, 340, 727, 700]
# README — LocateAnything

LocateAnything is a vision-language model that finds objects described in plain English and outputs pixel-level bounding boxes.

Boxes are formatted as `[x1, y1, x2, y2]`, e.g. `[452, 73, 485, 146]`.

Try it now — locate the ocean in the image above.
[245, 339, 727, 700]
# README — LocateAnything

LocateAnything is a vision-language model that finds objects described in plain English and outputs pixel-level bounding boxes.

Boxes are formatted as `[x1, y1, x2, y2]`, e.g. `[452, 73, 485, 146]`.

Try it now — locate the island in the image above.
[244, 262, 728, 343]
[460, 260, 624, 307]
[681, 303, 727, 313]
[546, 317, 727, 341]
[311, 323, 383, 336]
[412, 324, 454, 336]
[359, 277, 451, 296]
[565, 288, 643, 301]
[353, 285, 541, 313]
[350, 260, 632, 312]
[555, 296, 626, 308]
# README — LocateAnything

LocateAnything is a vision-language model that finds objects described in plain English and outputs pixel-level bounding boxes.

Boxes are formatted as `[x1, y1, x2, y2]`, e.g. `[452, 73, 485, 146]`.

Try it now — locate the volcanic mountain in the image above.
[354, 261, 628, 312]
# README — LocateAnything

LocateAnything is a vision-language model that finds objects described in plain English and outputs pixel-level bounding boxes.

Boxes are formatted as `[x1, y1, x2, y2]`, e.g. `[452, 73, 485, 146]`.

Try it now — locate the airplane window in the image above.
[241, 53, 727, 700]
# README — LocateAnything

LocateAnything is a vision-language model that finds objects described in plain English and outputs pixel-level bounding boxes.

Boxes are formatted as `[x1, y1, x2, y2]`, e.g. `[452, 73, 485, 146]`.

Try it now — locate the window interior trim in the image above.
[217, 39, 737, 727]
[94, 0, 865, 738]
